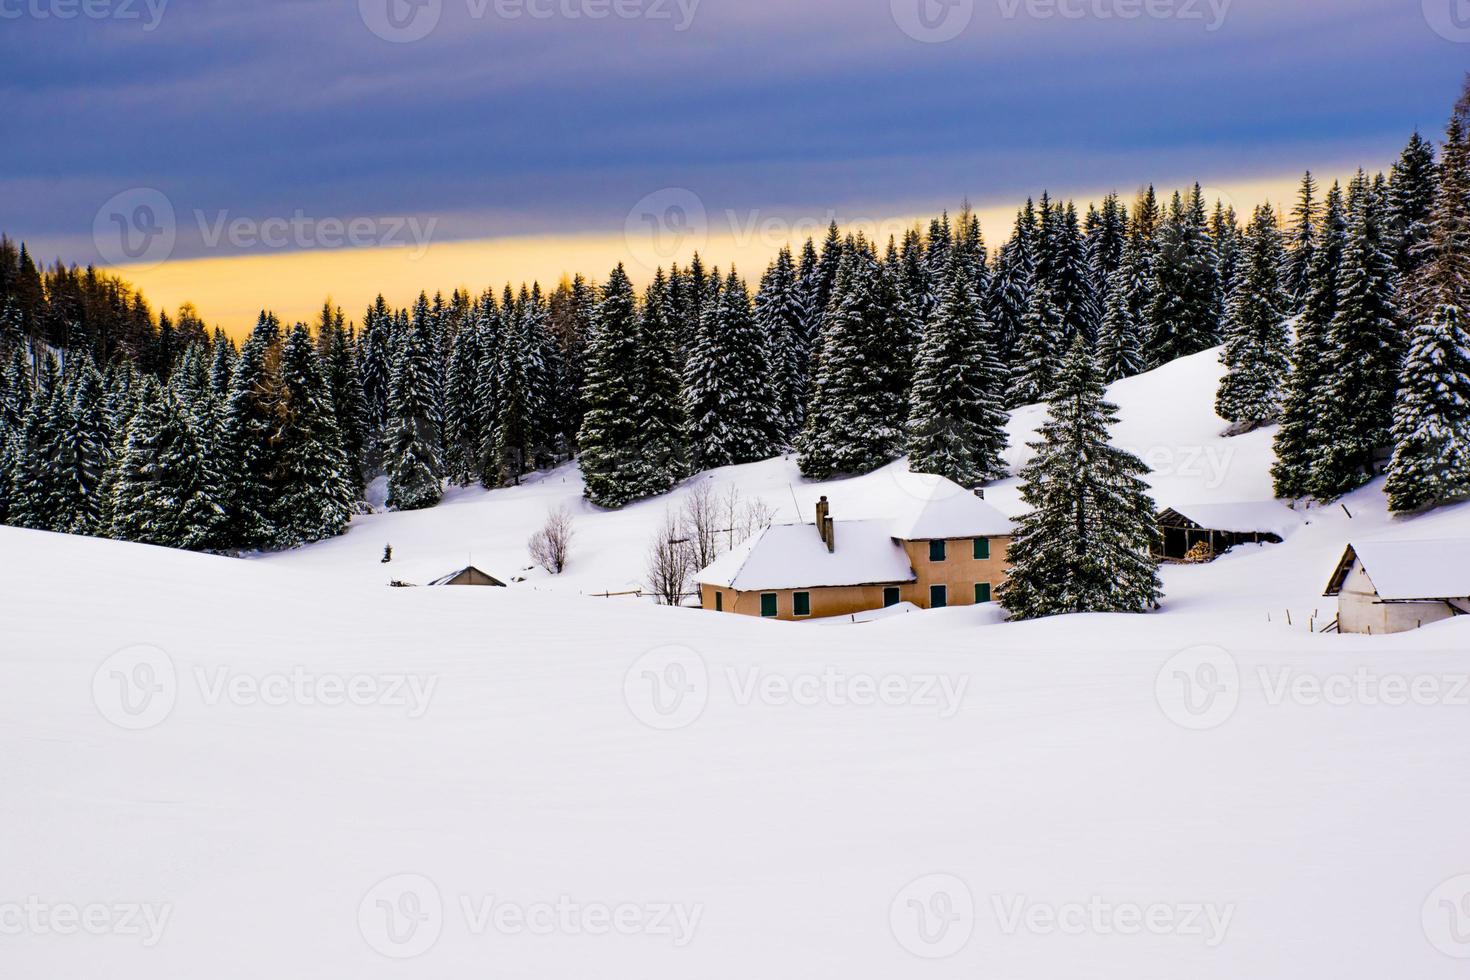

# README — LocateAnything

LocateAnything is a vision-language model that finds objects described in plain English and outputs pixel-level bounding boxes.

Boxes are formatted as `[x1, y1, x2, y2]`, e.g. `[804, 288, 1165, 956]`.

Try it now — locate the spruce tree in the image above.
[223, 312, 283, 549]
[8, 380, 64, 531]
[1311, 178, 1403, 499]
[357, 295, 394, 474]
[111, 378, 227, 551]
[276, 323, 355, 544]
[578, 264, 644, 507]
[684, 268, 781, 470]
[753, 247, 808, 440]
[1283, 172, 1319, 312]
[443, 324, 484, 486]
[1389, 131, 1439, 281]
[988, 199, 1037, 369]
[998, 336, 1162, 620]
[55, 362, 109, 535]
[385, 301, 444, 509]
[1407, 102, 1470, 324]
[798, 238, 912, 477]
[1010, 280, 1064, 405]
[1273, 182, 1348, 499]
[906, 254, 1010, 486]
[1096, 266, 1144, 383]
[320, 311, 365, 495]
[1216, 204, 1291, 431]
[1384, 303, 1470, 512]
[1145, 187, 1220, 366]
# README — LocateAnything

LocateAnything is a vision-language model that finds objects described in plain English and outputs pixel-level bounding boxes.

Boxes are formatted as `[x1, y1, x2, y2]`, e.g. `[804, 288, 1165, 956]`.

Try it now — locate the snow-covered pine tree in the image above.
[998, 335, 1161, 620]
[1310, 176, 1404, 500]
[385, 300, 444, 509]
[906, 253, 1010, 486]
[54, 361, 109, 535]
[275, 323, 355, 544]
[636, 272, 689, 493]
[442, 323, 484, 486]
[1389, 131, 1439, 282]
[1145, 186, 1220, 367]
[486, 288, 545, 487]
[1088, 193, 1128, 305]
[684, 268, 781, 470]
[111, 377, 227, 551]
[1282, 172, 1319, 313]
[223, 312, 284, 549]
[898, 227, 933, 327]
[954, 203, 991, 304]
[798, 237, 909, 477]
[1272, 181, 1348, 499]
[1096, 266, 1144, 383]
[753, 246, 809, 440]
[357, 295, 394, 474]
[208, 329, 236, 397]
[1210, 201, 1242, 315]
[1010, 279, 1064, 405]
[577, 264, 643, 507]
[1216, 203, 1292, 431]
[7, 379, 65, 531]
[1125, 186, 1161, 329]
[1406, 98, 1470, 325]
[987, 199, 1037, 370]
[810, 222, 845, 322]
[1384, 303, 1470, 512]
[795, 236, 823, 354]
[1051, 201, 1101, 345]
[319, 309, 365, 495]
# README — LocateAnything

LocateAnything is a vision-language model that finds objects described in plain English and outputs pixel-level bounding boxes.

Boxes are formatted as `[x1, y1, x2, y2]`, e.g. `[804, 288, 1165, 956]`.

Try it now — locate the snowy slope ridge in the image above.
[5, 344, 1470, 979]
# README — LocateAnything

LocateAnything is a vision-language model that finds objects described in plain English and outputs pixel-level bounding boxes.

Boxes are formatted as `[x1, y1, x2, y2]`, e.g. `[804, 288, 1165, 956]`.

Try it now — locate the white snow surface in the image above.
[5, 346, 1470, 978]
[697, 519, 917, 591]
[1342, 538, 1470, 600]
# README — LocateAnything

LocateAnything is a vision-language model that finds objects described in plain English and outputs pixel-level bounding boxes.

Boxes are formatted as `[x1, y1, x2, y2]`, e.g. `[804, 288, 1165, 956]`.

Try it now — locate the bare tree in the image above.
[736, 497, 777, 546]
[681, 483, 722, 572]
[528, 505, 575, 574]
[646, 511, 693, 606]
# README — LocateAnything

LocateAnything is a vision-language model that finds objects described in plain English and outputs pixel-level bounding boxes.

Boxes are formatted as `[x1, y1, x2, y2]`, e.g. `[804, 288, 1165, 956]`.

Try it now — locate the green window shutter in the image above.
[883, 587, 901, 608]
[760, 593, 778, 618]
[793, 592, 811, 617]
[929, 539, 947, 562]
[715, 592, 723, 612]
[929, 585, 948, 608]
[973, 538, 990, 560]
[975, 583, 992, 604]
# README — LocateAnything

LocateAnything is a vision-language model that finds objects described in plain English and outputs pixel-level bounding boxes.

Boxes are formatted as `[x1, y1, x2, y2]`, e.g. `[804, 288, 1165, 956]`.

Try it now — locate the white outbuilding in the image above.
[1324, 539, 1470, 634]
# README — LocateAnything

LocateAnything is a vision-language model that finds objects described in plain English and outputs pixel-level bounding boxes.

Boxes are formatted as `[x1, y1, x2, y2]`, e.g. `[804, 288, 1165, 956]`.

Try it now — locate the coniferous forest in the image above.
[2, 80, 1468, 589]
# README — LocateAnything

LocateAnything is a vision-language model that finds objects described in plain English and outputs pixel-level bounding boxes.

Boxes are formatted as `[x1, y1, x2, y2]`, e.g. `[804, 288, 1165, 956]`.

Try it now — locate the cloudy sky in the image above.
[2, 0, 1465, 332]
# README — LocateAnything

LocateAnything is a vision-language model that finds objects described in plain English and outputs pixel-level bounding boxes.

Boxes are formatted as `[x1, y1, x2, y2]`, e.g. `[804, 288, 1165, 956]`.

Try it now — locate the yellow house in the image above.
[697, 477, 1014, 621]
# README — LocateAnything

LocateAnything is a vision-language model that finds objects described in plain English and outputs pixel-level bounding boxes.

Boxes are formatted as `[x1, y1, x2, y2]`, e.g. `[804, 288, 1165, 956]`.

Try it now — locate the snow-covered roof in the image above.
[1160, 501, 1305, 538]
[1329, 539, 1470, 601]
[889, 476, 1015, 541]
[696, 520, 917, 592]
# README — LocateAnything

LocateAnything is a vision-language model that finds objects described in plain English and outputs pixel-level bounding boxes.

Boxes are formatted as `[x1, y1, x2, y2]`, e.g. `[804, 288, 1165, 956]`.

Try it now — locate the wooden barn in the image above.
[1155, 501, 1303, 562]
[428, 565, 507, 587]
[1324, 539, 1470, 635]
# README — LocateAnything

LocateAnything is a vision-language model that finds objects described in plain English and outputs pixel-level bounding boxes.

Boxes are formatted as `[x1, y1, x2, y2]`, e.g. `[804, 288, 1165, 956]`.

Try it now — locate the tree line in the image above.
[1, 81, 1466, 583]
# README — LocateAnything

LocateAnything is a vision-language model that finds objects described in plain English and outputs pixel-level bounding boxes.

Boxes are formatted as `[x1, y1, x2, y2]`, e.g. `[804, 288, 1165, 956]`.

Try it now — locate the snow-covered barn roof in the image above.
[889, 477, 1015, 541]
[1325, 539, 1470, 601]
[697, 520, 917, 592]
[1158, 501, 1304, 538]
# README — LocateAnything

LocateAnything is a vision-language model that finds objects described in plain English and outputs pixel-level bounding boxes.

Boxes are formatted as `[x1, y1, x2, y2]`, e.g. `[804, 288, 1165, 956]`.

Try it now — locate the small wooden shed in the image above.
[1155, 502, 1302, 562]
[427, 565, 507, 587]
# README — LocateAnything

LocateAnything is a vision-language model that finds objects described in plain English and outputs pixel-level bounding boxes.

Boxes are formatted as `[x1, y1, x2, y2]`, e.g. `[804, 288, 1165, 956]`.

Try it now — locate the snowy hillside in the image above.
[4, 344, 1470, 978]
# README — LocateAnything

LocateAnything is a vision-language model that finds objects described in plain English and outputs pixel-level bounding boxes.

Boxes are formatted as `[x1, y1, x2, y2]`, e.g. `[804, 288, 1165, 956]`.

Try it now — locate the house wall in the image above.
[700, 535, 1012, 621]
[447, 568, 503, 587]
[1337, 560, 1460, 635]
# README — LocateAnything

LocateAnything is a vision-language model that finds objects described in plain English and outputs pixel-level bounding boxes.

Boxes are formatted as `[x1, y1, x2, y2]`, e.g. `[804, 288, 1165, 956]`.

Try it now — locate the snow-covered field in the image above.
[4, 346, 1470, 978]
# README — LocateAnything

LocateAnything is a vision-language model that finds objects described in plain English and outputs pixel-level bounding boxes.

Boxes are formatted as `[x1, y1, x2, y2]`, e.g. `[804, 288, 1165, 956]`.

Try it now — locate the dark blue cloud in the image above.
[1, 0, 1464, 263]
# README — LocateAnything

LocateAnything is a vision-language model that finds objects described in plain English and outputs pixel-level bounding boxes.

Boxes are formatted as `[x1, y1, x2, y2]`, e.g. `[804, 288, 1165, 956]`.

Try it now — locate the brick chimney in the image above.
[815, 496, 834, 552]
[823, 514, 835, 552]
